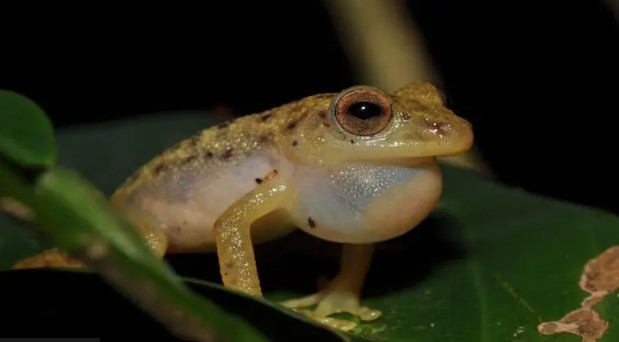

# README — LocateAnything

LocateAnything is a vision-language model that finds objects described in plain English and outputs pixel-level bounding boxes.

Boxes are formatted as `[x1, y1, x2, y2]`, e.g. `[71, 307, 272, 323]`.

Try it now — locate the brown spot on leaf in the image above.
[308, 217, 316, 229]
[539, 310, 607, 342]
[537, 246, 619, 342]
[580, 246, 619, 293]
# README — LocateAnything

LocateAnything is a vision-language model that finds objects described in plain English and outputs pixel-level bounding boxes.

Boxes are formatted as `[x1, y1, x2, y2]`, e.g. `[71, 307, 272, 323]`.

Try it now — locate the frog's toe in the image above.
[305, 316, 358, 332]
[310, 290, 381, 321]
[280, 289, 381, 331]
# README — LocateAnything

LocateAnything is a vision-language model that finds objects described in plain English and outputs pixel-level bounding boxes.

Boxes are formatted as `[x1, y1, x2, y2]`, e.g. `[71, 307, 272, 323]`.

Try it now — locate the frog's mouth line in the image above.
[344, 143, 472, 164]
[344, 156, 437, 168]
[384, 157, 438, 167]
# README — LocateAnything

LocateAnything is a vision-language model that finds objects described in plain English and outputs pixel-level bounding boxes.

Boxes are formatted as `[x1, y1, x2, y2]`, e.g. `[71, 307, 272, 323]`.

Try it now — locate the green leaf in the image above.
[1, 113, 619, 341]
[0, 269, 357, 342]
[0, 90, 56, 167]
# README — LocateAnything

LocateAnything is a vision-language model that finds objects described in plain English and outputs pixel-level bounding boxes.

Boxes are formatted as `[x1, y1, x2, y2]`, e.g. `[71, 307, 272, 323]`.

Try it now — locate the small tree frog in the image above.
[14, 82, 473, 330]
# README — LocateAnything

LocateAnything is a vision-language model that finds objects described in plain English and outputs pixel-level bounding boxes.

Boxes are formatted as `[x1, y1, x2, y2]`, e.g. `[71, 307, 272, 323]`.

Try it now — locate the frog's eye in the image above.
[334, 88, 392, 136]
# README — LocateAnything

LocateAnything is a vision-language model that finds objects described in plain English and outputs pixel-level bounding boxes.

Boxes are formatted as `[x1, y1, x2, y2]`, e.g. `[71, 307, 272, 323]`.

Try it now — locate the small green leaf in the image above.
[0, 90, 56, 167]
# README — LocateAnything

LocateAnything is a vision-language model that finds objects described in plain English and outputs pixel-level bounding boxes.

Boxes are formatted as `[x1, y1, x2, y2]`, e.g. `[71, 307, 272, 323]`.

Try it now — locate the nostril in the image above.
[423, 118, 450, 136]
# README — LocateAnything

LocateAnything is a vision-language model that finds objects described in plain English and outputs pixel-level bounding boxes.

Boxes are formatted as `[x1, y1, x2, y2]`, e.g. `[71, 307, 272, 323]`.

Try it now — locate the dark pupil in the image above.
[348, 101, 382, 120]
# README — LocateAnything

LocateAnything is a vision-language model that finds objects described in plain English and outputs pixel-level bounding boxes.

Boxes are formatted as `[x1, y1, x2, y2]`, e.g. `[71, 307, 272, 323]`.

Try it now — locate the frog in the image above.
[13, 81, 473, 331]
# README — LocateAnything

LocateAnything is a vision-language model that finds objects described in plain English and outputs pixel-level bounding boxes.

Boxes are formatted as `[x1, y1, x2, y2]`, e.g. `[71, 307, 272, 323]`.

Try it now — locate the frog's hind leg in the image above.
[12, 212, 169, 270]
[280, 243, 381, 331]
[126, 210, 169, 259]
[13, 248, 87, 270]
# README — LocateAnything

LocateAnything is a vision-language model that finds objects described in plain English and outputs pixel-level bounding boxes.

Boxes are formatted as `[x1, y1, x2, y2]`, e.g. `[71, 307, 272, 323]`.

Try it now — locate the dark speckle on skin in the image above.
[260, 114, 272, 122]
[401, 113, 411, 121]
[287, 118, 301, 130]
[258, 134, 271, 143]
[255, 178, 263, 184]
[292, 140, 298, 147]
[350, 139, 355, 144]
[189, 136, 200, 147]
[165, 141, 185, 155]
[318, 110, 327, 119]
[152, 161, 166, 176]
[126, 170, 141, 185]
[180, 154, 197, 165]
[308, 217, 316, 229]
[221, 148, 233, 159]
[205, 151, 214, 158]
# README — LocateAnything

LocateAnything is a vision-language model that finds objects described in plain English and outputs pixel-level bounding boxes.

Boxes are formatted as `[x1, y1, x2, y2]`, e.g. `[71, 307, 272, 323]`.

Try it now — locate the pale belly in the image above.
[114, 152, 295, 253]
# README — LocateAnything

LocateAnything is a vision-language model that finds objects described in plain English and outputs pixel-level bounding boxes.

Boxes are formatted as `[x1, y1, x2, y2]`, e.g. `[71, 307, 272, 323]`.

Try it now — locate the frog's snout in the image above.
[418, 115, 474, 156]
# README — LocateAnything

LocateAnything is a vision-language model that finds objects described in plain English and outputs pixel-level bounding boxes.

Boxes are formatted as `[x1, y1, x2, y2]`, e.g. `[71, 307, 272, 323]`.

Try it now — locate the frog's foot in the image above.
[280, 244, 380, 331]
[12, 248, 86, 270]
[280, 280, 381, 332]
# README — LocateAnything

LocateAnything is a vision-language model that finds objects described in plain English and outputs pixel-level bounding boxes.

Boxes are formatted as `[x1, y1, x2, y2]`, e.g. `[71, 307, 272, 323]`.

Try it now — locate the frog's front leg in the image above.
[281, 243, 380, 331]
[214, 176, 292, 296]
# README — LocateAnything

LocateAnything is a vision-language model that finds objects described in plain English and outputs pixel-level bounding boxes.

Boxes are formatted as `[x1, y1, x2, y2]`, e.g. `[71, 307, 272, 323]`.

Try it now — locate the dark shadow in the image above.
[164, 230, 343, 295]
[363, 211, 467, 297]
[165, 209, 467, 298]
[0, 269, 351, 342]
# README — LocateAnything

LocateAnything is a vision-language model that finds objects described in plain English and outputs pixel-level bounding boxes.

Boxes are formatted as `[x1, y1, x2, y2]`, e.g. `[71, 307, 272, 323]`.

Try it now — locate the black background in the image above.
[2, 1, 618, 214]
